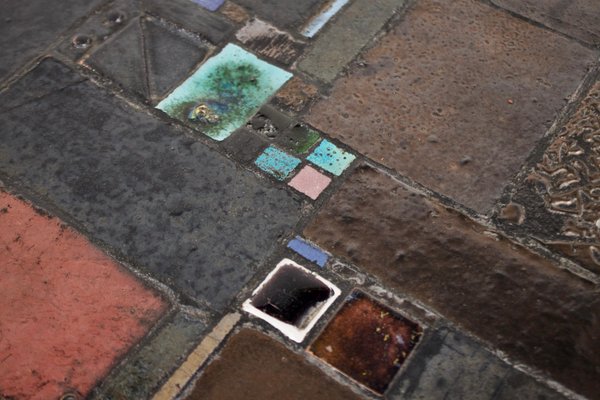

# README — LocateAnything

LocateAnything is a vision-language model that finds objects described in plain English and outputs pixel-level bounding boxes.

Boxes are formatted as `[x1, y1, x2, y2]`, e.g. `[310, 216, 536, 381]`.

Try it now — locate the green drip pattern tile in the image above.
[157, 44, 292, 141]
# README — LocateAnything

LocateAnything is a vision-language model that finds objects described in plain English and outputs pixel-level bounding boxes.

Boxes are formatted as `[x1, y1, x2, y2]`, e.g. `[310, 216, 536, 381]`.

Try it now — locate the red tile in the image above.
[0, 192, 167, 399]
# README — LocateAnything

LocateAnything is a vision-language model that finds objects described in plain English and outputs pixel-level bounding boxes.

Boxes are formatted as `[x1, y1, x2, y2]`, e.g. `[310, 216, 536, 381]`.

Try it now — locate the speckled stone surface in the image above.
[492, 0, 600, 46]
[0, 58, 302, 311]
[306, 0, 597, 213]
[304, 165, 600, 399]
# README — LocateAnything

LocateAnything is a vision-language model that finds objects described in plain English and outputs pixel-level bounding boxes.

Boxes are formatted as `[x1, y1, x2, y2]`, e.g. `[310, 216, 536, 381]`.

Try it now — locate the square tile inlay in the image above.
[242, 258, 341, 342]
[255, 146, 301, 180]
[157, 43, 292, 141]
[310, 291, 423, 394]
[307, 139, 355, 176]
[288, 165, 331, 199]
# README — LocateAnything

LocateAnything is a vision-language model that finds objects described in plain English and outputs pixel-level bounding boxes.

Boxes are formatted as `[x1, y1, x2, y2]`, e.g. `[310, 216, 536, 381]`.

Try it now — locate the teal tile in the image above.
[255, 146, 301, 180]
[157, 44, 292, 141]
[307, 139, 355, 176]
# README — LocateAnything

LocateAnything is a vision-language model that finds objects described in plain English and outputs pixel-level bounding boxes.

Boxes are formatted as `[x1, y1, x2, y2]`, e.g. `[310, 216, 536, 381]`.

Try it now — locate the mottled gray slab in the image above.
[142, 0, 233, 44]
[0, 59, 302, 311]
[391, 329, 566, 400]
[91, 311, 207, 399]
[0, 0, 104, 82]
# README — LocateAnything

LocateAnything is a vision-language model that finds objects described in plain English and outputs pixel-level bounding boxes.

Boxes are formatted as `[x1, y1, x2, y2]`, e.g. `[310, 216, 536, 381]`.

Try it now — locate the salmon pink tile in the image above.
[288, 165, 331, 200]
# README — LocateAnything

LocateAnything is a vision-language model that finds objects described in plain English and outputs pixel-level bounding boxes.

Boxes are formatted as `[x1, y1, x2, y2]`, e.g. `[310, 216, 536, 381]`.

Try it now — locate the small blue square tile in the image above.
[306, 139, 355, 176]
[255, 146, 301, 180]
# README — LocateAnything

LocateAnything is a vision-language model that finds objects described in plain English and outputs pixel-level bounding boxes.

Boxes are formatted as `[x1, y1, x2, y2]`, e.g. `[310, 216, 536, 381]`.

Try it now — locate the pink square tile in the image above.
[288, 165, 332, 200]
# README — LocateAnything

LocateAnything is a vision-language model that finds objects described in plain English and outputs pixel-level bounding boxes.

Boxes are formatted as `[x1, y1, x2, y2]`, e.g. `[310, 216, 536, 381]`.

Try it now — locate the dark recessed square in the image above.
[243, 259, 340, 342]
[310, 291, 423, 394]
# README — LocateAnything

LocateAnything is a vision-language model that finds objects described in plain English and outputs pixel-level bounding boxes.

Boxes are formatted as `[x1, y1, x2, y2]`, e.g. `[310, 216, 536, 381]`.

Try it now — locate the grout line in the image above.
[151, 312, 241, 400]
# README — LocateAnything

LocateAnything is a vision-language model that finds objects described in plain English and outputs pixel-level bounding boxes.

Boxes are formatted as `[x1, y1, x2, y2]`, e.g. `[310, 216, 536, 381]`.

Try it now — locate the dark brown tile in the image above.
[310, 292, 423, 394]
[306, 0, 597, 213]
[503, 80, 600, 275]
[492, 0, 600, 46]
[304, 165, 600, 399]
[274, 76, 319, 114]
[185, 329, 363, 400]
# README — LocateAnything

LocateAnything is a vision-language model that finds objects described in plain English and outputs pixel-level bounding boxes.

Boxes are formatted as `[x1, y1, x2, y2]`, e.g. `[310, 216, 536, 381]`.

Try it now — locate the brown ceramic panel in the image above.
[274, 76, 319, 114]
[492, 0, 600, 46]
[306, 0, 596, 213]
[310, 292, 422, 394]
[185, 329, 363, 400]
[505, 81, 600, 275]
[304, 165, 600, 399]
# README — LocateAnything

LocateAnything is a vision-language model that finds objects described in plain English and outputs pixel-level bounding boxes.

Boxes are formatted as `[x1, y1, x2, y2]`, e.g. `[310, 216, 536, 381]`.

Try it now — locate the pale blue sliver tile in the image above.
[190, 0, 224, 11]
[301, 0, 350, 38]
[255, 146, 301, 180]
[307, 139, 355, 176]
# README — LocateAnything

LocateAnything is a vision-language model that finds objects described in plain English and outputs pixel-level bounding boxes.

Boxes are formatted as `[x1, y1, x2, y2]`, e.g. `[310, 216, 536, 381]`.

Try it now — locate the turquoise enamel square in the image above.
[156, 44, 293, 141]
[307, 139, 356, 176]
[255, 146, 301, 180]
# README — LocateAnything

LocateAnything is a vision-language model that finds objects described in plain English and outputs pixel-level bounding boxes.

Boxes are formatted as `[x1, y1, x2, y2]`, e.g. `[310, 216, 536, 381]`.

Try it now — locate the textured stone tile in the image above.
[255, 146, 301, 180]
[492, 0, 600, 46]
[184, 329, 363, 400]
[56, 0, 140, 62]
[233, 0, 327, 29]
[501, 81, 600, 275]
[273, 76, 319, 114]
[236, 18, 304, 66]
[247, 104, 294, 140]
[91, 312, 206, 399]
[304, 165, 600, 399]
[152, 313, 240, 400]
[0, 59, 302, 311]
[157, 44, 292, 141]
[310, 291, 422, 394]
[392, 329, 507, 399]
[287, 236, 329, 267]
[0, 192, 167, 400]
[220, 1, 250, 23]
[288, 165, 332, 200]
[142, 0, 233, 44]
[279, 124, 321, 154]
[221, 128, 267, 164]
[306, 0, 597, 213]
[0, 0, 104, 81]
[494, 370, 568, 400]
[243, 259, 340, 342]
[86, 17, 209, 103]
[306, 139, 355, 176]
[391, 328, 566, 400]
[298, 0, 403, 82]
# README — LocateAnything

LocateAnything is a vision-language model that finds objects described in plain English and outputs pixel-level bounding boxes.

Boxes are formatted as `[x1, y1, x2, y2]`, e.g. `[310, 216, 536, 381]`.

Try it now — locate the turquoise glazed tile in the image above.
[307, 139, 355, 176]
[255, 146, 301, 180]
[157, 44, 292, 141]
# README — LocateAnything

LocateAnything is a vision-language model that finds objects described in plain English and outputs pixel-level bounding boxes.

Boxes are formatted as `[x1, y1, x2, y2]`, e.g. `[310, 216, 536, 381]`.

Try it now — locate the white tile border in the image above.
[242, 258, 341, 343]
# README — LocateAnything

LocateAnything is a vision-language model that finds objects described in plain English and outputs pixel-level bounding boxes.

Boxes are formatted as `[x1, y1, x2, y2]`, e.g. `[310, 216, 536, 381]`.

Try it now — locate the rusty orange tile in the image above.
[310, 291, 422, 394]
[0, 192, 167, 400]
